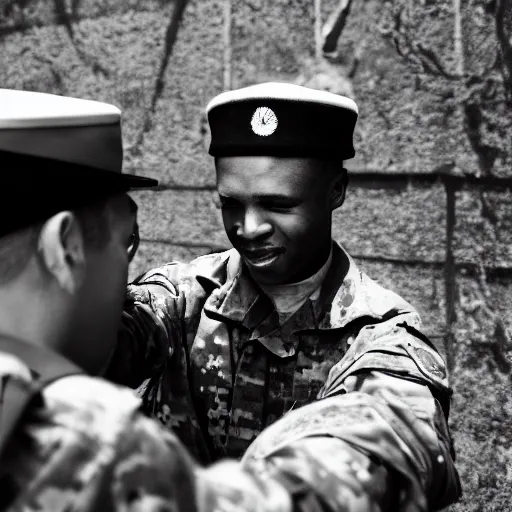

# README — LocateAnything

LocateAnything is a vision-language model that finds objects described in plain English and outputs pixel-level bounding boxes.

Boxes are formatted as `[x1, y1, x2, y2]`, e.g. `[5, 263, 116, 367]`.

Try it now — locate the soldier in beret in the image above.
[105, 82, 462, 511]
[0, 90, 198, 511]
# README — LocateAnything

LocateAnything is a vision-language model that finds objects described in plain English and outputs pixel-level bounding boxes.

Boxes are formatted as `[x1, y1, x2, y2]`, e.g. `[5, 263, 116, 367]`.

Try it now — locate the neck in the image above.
[260, 245, 333, 318]
[0, 282, 66, 353]
[289, 238, 332, 284]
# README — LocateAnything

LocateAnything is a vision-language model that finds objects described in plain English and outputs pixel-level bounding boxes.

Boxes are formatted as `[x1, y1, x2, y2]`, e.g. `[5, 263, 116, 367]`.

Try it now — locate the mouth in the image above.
[240, 247, 285, 268]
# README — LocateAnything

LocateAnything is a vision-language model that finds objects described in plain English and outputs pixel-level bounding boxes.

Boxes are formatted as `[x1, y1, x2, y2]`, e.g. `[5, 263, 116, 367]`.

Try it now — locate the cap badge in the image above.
[251, 106, 278, 137]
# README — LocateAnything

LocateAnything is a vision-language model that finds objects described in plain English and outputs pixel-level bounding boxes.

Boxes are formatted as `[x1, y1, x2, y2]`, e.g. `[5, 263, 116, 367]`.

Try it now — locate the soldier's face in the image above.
[216, 156, 334, 285]
[72, 194, 138, 374]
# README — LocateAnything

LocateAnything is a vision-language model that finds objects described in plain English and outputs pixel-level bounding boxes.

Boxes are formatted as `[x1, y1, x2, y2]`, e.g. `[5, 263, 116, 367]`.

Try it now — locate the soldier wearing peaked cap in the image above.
[105, 82, 462, 511]
[0, 90, 202, 512]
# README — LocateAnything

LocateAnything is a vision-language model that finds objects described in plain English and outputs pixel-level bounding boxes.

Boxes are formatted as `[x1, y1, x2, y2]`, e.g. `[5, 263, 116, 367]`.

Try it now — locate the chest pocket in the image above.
[265, 332, 349, 421]
[191, 316, 273, 458]
[190, 321, 351, 460]
[190, 311, 235, 454]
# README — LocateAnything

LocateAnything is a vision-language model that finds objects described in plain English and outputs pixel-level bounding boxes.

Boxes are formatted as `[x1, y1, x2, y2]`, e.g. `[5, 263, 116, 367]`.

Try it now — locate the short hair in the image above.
[0, 197, 114, 285]
[75, 197, 113, 249]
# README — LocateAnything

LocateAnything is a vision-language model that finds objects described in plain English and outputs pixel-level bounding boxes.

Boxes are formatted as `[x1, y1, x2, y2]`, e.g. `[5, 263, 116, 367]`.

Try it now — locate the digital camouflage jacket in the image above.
[105, 243, 462, 511]
[0, 340, 197, 512]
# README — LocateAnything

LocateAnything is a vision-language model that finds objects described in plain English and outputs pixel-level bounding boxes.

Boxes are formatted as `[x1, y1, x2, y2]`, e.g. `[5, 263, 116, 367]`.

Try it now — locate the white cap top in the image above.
[0, 89, 120, 129]
[206, 82, 358, 114]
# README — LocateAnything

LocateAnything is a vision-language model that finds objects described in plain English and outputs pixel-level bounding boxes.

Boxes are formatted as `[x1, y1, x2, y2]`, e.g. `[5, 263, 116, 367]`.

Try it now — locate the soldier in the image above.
[105, 82, 462, 510]
[0, 89, 198, 511]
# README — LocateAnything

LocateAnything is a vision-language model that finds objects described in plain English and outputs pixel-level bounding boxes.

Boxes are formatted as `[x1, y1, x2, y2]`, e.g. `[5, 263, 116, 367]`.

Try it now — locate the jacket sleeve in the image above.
[92, 408, 198, 512]
[103, 265, 187, 390]
[195, 317, 461, 512]
[112, 414, 396, 512]
[109, 317, 460, 511]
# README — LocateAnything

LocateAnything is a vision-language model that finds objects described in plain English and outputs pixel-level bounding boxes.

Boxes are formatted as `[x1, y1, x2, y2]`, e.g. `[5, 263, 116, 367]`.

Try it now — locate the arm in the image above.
[110, 321, 460, 512]
[103, 265, 186, 389]
[198, 434, 398, 512]
[106, 411, 199, 512]
[108, 281, 460, 510]
[197, 317, 461, 511]
[111, 413, 396, 512]
[238, 317, 460, 511]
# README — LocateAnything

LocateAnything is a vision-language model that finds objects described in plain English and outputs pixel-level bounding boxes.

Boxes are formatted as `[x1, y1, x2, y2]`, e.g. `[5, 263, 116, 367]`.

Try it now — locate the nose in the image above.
[236, 206, 272, 241]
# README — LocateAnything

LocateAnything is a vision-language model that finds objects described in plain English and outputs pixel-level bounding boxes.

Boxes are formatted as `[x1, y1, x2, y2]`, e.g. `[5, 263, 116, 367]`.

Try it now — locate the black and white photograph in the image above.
[0, 1, 511, 510]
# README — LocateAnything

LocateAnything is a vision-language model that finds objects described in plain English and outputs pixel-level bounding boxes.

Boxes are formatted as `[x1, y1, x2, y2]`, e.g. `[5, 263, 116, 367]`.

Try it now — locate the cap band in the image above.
[0, 123, 122, 173]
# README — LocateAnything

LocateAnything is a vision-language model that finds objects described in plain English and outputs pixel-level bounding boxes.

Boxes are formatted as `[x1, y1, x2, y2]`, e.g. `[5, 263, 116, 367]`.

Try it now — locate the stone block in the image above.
[133, 0, 224, 186]
[0, 8, 171, 159]
[449, 275, 512, 511]
[335, 184, 446, 262]
[0, 0, 164, 32]
[132, 189, 229, 247]
[129, 239, 212, 281]
[454, 189, 512, 268]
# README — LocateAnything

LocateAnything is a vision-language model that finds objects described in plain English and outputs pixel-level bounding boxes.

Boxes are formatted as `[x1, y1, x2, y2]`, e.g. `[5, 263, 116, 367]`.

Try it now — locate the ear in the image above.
[37, 211, 86, 294]
[330, 168, 348, 211]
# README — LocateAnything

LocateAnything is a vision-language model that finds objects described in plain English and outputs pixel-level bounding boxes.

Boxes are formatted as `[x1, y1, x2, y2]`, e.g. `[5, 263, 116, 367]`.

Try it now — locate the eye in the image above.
[218, 196, 241, 210]
[259, 200, 298, 212]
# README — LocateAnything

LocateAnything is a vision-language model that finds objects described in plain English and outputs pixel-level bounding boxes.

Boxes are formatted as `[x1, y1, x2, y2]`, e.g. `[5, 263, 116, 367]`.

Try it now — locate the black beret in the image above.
[206, 82, 358, 160]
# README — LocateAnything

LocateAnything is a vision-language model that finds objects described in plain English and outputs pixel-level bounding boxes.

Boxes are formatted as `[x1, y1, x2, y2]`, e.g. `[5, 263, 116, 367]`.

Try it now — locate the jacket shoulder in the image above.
[5, 375, 196, 511]
[320, 313, 450, 402]
[357, 269, 418, 319]
[328, 256, 420, 330]
[43, 375, 143, 435]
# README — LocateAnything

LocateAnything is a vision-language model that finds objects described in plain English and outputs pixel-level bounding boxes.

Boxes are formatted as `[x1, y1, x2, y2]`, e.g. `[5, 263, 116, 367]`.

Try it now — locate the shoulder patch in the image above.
[400, 339, 447, 383]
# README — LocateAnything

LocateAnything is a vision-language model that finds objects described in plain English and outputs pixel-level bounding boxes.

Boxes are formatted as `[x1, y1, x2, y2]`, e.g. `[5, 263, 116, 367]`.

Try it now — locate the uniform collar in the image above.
[259, 246, 333, 316]
[199, 243, 417, 357]
[201, 249, 273, 330]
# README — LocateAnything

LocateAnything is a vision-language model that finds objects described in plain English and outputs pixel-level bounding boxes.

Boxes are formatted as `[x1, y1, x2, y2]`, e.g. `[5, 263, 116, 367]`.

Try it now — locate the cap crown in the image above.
[207, 82, 358, 160]
[0, 89, 122, 173]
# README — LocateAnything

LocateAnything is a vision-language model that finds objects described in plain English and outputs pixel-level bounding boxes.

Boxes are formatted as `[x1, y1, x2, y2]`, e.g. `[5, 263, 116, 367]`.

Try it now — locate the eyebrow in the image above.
[218, 193, 295, 201]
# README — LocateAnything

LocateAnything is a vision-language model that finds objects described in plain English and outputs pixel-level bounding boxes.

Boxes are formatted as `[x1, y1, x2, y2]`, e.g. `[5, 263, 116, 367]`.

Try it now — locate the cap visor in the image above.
[121, 173, 159, 189]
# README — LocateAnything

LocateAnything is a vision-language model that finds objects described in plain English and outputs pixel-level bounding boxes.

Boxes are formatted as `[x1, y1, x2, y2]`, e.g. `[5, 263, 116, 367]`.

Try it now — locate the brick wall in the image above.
[1, 0, 511, 509]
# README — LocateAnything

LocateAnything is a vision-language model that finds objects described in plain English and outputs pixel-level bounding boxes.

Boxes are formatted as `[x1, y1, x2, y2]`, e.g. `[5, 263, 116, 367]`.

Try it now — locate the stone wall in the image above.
[1, 0, 511, 509]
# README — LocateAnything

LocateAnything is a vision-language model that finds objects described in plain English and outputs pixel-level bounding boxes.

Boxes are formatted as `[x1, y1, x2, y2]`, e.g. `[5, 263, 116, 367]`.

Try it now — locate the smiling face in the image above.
[216, 156, 340, 286]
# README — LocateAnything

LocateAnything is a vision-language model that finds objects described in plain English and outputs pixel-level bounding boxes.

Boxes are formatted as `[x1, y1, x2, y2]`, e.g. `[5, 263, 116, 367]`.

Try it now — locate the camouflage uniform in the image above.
[105, 243, 462, 511]
[0, 345, 197, 512]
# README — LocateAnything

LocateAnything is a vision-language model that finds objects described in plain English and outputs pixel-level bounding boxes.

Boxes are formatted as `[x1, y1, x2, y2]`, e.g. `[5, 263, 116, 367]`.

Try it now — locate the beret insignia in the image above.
[251, 106, 278, 137]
